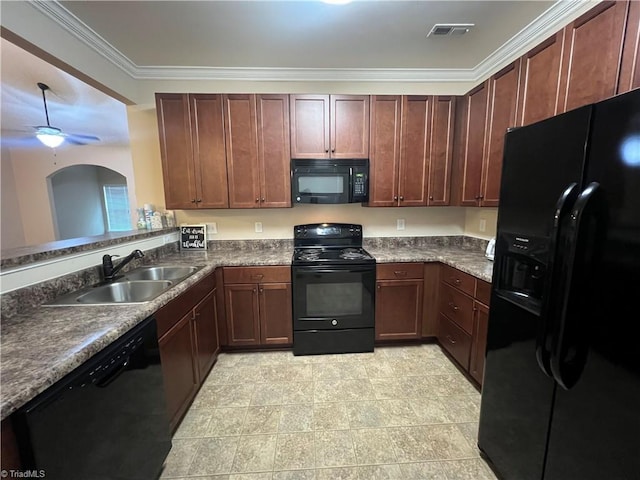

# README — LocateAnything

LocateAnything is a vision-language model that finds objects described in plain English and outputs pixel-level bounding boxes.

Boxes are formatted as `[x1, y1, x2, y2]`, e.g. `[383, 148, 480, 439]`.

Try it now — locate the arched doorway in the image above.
[48, 165, 131, 240]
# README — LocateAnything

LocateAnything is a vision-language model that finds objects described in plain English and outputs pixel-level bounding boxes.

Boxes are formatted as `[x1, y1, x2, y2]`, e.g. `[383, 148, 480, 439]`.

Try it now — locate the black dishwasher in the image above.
[12, 316, 172, 480]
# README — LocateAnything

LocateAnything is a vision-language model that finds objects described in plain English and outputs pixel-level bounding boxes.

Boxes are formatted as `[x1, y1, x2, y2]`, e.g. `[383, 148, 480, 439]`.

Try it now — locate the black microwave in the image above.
[291, 158, 369, 204]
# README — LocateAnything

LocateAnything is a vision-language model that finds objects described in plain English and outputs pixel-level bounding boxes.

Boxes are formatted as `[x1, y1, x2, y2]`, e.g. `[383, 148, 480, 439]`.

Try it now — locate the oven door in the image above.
[292, 265, 375, 330]
[292, 171, 351, 204]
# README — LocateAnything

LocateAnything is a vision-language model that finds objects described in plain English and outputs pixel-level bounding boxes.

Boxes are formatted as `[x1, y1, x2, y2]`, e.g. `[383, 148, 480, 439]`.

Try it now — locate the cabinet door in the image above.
[256, 94, 291, 208]
[155, 93, 197, 209]
[422, 263, 441, 338]
[331, 95, 370, 159]
[438, 313, 472, 370]
[259, 282, 293, 345]
[618, 0, 640, 93]
[517, 32, 565, 126]
[193, 291, 219, 381]
[224, 284, 261, 346]
[559, 1, 629, 112]
[224, 94, 260, 208]
[369, 95, 401, 206]
[428, 96, 455, 206]
[190, 94, 229, 208]
[375, 280, 424, 340]
[158, 312, 198, 431]
[470, 302, 489, 385]
[459, 83, 489, 206]
[399, 96, 430, 206]
[290, 94, 330, 158]
[482, 61, 521, 207]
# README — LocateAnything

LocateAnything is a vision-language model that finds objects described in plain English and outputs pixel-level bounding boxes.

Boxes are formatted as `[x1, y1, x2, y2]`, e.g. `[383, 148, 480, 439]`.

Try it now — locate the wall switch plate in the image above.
[479, 219, 487, 232]
[255, 222, 263, 233]
[397, 219, 405, 231]
[207, 222, 218, 234]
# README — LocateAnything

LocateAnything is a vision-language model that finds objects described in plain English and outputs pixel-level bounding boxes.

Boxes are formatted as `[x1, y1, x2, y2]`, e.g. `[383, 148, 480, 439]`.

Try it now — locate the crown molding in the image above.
[29, 0, 139, 78]
[474, 0, 599, 83]
[29, 0, 597, 85]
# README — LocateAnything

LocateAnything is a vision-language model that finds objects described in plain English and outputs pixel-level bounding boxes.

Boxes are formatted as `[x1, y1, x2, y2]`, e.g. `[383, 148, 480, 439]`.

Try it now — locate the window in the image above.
[103, 185, 131, 231]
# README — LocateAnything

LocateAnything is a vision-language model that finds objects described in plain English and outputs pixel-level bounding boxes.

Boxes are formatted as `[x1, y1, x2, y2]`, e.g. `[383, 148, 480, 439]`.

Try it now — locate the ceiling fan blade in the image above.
[66, 133, 101, 145]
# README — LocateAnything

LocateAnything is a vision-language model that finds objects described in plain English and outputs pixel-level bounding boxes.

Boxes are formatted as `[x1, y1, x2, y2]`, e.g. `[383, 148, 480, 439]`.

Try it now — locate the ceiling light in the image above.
[36, 127, 65, 148]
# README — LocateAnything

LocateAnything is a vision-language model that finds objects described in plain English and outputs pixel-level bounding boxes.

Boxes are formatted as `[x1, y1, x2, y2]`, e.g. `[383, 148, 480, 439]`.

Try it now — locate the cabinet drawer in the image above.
[377, 263, 424, 280]
[223, 266, 290, 284]
[438, 314, 471, 370]
[439, 282, 474, 334]
[441, 265, 476, 297]
[476, 279, 491, 305]
[155, 272, 216, 338]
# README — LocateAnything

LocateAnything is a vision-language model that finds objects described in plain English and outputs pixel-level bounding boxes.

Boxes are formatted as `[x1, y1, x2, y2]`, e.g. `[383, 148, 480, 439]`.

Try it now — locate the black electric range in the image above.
[291, 223, 376, 355]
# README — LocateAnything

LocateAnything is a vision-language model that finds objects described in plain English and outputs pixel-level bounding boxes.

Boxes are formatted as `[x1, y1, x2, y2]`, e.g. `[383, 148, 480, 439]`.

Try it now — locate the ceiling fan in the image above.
[33, 82, 100, 148]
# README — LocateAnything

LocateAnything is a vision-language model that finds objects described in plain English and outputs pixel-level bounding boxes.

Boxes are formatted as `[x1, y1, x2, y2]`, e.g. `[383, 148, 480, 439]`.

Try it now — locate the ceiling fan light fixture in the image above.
[36, 129, 65, 148]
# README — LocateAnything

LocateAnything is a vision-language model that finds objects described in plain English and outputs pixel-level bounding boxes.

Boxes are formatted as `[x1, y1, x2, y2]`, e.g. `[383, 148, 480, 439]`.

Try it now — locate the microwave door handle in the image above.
[536, 182, 579, 378]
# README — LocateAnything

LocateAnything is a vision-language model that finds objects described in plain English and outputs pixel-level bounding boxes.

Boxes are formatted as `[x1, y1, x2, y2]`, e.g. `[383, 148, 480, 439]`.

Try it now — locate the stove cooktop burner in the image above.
[293, 247, 375, 264]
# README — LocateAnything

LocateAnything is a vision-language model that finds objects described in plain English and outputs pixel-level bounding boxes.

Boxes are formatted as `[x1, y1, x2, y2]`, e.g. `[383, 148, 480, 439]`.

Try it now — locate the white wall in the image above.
[464, 207, 498, 239]
[0, 145, 26, 249]
[50, 165, 105, 239]
[7, 145, 138, 246]
[176, 204, 467, 240]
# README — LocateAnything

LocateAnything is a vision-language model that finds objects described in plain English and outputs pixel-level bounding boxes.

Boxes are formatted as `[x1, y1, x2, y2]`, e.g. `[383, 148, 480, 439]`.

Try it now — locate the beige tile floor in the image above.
[160, 344, 498, 480]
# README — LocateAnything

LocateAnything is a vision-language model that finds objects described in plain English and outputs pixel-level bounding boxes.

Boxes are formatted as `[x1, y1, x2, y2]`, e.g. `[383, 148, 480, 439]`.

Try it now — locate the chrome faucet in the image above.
[102, 249, 144, 282]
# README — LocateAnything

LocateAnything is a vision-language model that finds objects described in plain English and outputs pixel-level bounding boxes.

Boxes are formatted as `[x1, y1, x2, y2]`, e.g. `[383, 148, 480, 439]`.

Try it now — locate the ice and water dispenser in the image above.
[494, 232, 549, 315]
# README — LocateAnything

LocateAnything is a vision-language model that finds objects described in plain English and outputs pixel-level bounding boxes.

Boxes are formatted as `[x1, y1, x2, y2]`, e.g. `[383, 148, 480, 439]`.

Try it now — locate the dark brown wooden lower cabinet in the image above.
[470, 301, 490, 384]
[225, 284, 261, 346]
[259, 283, 293, 345]
[375, 279, 423, 340]
[156, 271, 219, 431]
[438, 313, 472, 370]
[225, 280, 293, 347]
[194, 290, 220, 380]
[158, 312, 199, 431]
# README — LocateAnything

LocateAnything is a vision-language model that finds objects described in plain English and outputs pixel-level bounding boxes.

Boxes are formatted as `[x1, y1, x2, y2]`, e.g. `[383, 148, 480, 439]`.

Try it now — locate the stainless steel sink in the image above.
[75, 281, 173, 304]
[44, 264, 203, 306]
[122, 266, 200, 281]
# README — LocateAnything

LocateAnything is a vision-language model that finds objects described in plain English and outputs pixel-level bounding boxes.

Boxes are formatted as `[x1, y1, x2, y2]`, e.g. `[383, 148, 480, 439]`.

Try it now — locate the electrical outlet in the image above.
[255, 222, 263, 233]
[207, 222, 218, 234]
[479, 219, 487, 232]
[397, 219, 405, 231]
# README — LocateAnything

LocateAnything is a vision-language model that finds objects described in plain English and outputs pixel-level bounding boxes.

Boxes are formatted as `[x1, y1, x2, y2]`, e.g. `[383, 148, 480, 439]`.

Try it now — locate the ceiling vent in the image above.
[428, 23, 475, 37]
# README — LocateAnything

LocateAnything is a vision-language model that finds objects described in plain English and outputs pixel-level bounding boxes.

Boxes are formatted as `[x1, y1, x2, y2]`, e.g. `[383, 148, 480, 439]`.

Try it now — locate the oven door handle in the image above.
[294, 266, 374, 274]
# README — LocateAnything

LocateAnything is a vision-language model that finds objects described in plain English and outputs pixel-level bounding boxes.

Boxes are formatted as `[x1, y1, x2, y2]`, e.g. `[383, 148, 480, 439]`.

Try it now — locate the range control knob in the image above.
[331, 319, 338, 326]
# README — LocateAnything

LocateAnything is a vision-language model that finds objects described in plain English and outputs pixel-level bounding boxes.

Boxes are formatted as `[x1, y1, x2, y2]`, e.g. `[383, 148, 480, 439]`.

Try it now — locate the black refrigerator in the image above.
[478, 88, 640, 480]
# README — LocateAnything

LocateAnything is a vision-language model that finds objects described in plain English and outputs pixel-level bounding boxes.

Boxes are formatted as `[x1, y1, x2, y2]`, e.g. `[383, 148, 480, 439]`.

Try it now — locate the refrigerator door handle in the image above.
[536, 183, 579, 378]
[550, 182, 606, 390]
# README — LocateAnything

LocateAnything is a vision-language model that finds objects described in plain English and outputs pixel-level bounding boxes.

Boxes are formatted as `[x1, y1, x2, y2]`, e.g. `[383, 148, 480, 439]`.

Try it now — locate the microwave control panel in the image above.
[353, 173, 367, 196]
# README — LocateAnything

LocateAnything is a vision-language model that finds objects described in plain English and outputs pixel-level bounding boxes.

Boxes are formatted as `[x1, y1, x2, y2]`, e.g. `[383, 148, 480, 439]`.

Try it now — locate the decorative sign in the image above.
[180, 225, 207, 250]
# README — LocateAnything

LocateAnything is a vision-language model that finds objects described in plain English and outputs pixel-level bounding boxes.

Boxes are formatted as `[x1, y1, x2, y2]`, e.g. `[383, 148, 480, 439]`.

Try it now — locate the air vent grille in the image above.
[428, 23, 475, 37]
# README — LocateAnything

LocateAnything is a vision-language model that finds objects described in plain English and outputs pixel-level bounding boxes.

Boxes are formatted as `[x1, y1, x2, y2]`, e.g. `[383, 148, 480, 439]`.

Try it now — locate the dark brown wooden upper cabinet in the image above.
[223, 94, 260, 208]
[190, 95, 229, 209]
[369, 95, 454, 207]
[481, 61, 522, 207]
[224, 94, 291, 209]
[517, 32, 565, 126]
[458, 82, 490, 206]
[156, 93, 228, 209]
[256, 94, 291, 208]
[558, 1, 630, 112]
[618, 0, 639, 94]
[369, 95, 401, 207]
[427, 96, 456, 206]
[399, 96, 431, 206]
[290, 94, 369, 158]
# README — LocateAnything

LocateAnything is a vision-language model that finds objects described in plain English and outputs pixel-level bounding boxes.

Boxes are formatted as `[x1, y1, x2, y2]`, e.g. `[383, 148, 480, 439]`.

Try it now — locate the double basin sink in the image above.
[45, 265, 203, 306]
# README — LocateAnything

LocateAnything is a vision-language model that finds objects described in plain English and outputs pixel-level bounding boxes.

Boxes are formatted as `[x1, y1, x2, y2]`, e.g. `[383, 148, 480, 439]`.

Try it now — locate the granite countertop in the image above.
[0, 242, 493, 420]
